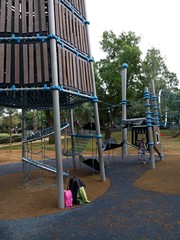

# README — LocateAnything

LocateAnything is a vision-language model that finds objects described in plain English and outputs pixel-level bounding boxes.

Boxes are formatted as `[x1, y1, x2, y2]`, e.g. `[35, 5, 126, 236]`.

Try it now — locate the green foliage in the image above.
[95, 31, 143, 125]
[73, 103, 94, 128]
[96, 31, 142, 105]
[0, 137, 10, 144]
[95, 30, 179, 127]
[26, 110, 47, 130]
[0, 107, 22, 133]
[0, 134, 21, 144]
[141, 48, 179, 92]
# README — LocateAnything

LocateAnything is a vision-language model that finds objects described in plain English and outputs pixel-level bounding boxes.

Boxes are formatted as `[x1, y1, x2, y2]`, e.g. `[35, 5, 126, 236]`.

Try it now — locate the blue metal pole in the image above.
[84, 0, 106, 182]
[144, 87, 155, 169]
[121, 63, 128, 162]
[48, 0, 64, 208]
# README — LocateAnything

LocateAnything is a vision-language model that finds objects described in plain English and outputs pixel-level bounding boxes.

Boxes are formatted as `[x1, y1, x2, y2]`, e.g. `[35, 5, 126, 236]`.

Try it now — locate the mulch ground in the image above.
[0, 148, 179, 220]
[134, 155, 180, 195]
[0, 168, 110, 220]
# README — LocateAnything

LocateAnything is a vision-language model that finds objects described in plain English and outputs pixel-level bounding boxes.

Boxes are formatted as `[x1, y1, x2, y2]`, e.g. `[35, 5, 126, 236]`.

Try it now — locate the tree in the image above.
[1, 108, 20, 150]
[141, 48, 179, 93]
[95, 31, 143, 126]
[95, 31, 179, 128]
[98, 31, 142, 101]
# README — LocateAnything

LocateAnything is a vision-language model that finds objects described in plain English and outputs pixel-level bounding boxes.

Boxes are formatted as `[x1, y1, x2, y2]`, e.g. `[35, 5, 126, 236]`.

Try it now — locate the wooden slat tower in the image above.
[0, 0, 93, 94]
[0, 0, 106, 208]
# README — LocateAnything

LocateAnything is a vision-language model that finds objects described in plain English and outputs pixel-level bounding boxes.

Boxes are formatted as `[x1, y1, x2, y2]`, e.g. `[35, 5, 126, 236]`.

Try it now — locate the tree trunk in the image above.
[44, 110, 55, 144]
[104, 127, 111, 140]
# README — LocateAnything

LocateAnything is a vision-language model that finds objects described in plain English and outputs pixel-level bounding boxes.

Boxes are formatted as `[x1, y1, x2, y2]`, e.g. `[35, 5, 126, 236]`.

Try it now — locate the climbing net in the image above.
[0, 85, 94, 110]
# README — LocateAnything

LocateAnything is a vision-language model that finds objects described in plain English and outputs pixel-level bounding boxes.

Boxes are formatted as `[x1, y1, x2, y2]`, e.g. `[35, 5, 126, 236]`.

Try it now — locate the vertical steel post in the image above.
[48, 0, 64, 208]
[151, 79, 163, 160]
[70, 109, 76, 170]
[151, 79, 159, 125]
[144, 87, 155, 169]
[121, 63, 128, 161]
[21, 109, 26, 158]
[84, 0, 106, 182]
[21, 109, 27, 180]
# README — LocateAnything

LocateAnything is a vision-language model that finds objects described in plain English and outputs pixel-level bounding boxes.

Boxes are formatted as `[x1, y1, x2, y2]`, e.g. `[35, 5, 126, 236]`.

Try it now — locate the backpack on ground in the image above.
[68, 176, 90, 204]
[64, 190, 73, 208]
[78, 186, 91, 203]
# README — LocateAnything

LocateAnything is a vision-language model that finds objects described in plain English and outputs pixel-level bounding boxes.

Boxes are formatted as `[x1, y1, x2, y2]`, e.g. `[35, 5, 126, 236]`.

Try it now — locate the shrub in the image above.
[0, 137, 10, 144]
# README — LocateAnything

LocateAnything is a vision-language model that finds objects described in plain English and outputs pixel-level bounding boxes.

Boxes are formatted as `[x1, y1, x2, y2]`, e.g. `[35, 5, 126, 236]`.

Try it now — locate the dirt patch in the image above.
[0, 169, 110, 220]
[134, 155, 180, 195]
[0, 149, 22, 165]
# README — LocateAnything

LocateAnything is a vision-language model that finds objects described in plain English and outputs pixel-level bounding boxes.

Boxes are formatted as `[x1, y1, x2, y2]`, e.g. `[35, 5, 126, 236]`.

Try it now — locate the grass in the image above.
[0, 129, 179, 153]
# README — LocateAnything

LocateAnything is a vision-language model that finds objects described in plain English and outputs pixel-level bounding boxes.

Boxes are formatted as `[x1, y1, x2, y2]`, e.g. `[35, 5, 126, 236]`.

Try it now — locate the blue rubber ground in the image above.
[0, 156, 180, 240]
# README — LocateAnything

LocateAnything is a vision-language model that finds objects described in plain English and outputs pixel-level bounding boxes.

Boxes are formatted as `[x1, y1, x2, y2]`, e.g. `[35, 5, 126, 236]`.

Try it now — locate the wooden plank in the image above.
[82, 25, 86, 53]
[71, 0, 76, 10]
[66, 51, 71, 86]
[14, 44, 20, 84]
[78, 21, 83, 52]
[76, 0, 79, 12]
[29, 44, 34, 84]
[62, 5, 66, 41]
[0, 44, 5, 83]
[74, 18, 79, 49]
[84, 62, 90, 92]
[42, 43, 49, 82]
[21, 0, 27, 33]
[62, 48, 67, 86]
[72, 54, 77, 89]
[79, 21, 83, 52]
[83, 25, 89, 54]
[82, 24, 87, 53]
[28, 0, 33, 33]
[34, 0, 40, 32]
[59, 4, 64, 39]
[82, 61, 86, 92]
[14, 0, 20, 33]
[54, 0, 60, 36]
[80, 59, 85, 91]
[69, 12, 74, 45]
[23, 45, 29, 84]
[6, 0, 12, 32]
[77, 20, 82, 51]
[79, 23, 83, 52]
[77, 58, 81, 90]
[66, 8, 70, 43]
[78, 0, 82, 15]
[87, 63, 93, 93]
[5, 44, 11, 83]
[76, 57, 81, 90]
[81, 0, 86, 17]
[41, 0, 47, 32]
[72, 15, 77, 48]
[36, 43, 42, 83]
[69, 52, 73, 87]
[0, 0, 6, 32]
[57, 46, 63, 85]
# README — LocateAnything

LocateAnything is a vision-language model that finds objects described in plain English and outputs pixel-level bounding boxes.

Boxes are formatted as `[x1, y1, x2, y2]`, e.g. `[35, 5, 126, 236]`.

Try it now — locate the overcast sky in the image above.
[86, 0, 180, 83]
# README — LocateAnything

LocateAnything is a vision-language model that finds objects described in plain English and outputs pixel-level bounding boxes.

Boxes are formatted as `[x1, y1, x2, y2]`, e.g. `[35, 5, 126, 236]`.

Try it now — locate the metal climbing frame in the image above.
[0, 0, 106, 208]
[22, 122, 70, 181]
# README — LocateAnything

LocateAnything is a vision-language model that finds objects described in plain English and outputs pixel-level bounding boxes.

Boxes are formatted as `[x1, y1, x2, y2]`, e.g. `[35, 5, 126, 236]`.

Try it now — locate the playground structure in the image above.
[0, 0, 167, 210]
[120, 65, 163, 168]
[0, 0, 105, 208]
